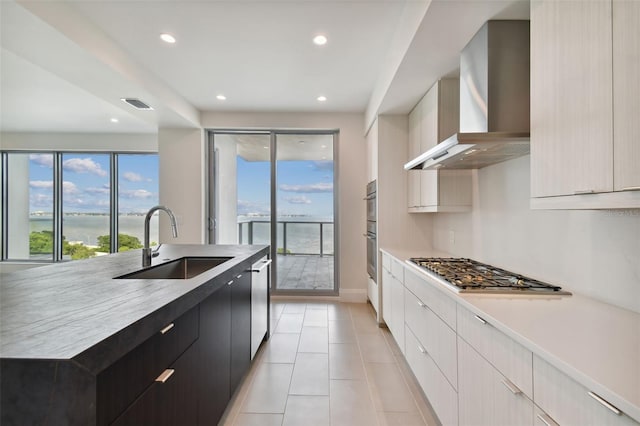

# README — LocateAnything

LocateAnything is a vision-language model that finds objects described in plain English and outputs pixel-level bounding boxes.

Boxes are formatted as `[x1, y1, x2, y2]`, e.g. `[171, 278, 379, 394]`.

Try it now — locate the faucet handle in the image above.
[151, 244, 163, 257]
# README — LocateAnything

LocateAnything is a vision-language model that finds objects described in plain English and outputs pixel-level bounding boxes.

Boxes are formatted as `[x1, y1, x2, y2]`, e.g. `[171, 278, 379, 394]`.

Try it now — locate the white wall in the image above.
[0, 132, 157, 151]
[199, 112, 368, 301]
[158, 128, 206, 244]
[213, 134, 239, 244]
[7, 155, 30, 258]
[433, 155, 640, 314]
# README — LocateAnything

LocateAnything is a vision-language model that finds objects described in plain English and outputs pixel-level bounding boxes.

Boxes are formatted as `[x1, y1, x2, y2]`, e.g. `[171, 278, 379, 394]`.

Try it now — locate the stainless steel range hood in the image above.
[405, 20, 530, 171]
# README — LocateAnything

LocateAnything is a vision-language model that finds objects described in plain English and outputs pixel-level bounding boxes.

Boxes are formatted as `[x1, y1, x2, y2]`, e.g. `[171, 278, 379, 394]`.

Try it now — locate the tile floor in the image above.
[220, 300, 439, 426]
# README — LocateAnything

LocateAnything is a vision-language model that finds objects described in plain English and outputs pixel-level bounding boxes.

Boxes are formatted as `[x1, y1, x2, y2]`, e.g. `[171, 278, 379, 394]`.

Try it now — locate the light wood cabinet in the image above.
[406, 325, 458, 426]
[533, 355, 640, 426]
[458, 337, 534, 426]
[530, 0, 640, 209]
[613, 0, 640, 192]
[407, 79, 472, 213]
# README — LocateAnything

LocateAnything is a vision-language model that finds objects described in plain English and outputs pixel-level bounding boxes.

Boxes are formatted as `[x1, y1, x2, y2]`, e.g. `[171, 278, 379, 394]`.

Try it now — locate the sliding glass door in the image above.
[208, 130, 337, 295]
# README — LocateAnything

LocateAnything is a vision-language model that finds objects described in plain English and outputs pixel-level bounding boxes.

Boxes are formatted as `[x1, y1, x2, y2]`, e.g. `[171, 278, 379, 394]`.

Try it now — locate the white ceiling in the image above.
[0, 0, 529, 134]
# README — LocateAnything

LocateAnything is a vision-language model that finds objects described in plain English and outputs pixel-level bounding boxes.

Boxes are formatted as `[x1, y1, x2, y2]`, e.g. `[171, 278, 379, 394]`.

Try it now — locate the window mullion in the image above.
[53, 153, 63, 261]
[1, 152, 8, 260]
[110, 154, 118, 253]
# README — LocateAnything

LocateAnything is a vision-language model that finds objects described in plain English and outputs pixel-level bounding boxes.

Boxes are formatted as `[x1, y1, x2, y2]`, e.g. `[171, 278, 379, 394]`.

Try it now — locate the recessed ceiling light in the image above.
[313, 35, 328, 46]
[110, 118, 119, 123]
[216, 94, 227, 100]
[160, 33, 176, 44]
[317, 96, 327, 102]
[263, 146, 269, 149]
[321, 145, 327, 148]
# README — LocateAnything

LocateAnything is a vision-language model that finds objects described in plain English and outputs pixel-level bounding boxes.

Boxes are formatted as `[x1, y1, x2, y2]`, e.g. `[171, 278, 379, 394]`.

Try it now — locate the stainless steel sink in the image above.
[115, 256, 233, 280]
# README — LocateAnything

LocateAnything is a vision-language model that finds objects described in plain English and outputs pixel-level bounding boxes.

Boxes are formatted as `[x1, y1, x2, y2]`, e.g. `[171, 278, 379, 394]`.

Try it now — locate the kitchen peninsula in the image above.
[0, 244, 270, 425]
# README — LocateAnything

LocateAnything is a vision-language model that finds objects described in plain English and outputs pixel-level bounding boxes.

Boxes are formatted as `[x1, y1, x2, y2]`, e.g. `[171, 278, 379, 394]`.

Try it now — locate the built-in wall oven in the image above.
[365, 180, 377, 282]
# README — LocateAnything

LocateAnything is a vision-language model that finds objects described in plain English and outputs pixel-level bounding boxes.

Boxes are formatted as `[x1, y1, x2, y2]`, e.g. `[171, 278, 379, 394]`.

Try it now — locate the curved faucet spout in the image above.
[143, 205, 178, 266]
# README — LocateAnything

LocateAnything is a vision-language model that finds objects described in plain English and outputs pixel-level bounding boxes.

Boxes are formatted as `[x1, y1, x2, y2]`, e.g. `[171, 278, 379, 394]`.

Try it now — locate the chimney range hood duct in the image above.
[405, 20, 530, 171]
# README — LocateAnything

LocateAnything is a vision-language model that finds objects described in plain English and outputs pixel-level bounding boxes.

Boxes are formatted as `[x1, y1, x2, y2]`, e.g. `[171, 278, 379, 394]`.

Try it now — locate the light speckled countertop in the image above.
[380, 247, 640, 421]
[0, 244, 268, 373]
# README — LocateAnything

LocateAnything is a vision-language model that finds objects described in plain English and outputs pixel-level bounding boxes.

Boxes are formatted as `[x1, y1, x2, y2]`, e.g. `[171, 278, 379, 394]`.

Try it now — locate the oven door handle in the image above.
[363, 195, 375, 200]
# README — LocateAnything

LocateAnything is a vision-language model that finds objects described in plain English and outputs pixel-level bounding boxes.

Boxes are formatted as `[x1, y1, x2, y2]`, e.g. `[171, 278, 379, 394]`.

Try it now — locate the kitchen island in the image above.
[0, 244, 270, 425]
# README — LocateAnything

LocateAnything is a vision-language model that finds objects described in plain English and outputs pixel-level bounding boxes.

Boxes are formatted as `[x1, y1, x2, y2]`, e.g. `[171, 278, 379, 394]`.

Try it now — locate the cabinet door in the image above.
[230, 270, 252, 394]
[459, 337, 533, 426]
[613, 0, 640, 191]
[530, 0, 613, 197]
[199, 283, 232, 424]
[251, 257, 270, 359]
[408, 103, 422, 209]
[419, 83, 440, 207]
[390, 273, 405, 353]
[112, 343, 199, 426]
[533, 355, 639, 426]
[382, 267, 392, 325]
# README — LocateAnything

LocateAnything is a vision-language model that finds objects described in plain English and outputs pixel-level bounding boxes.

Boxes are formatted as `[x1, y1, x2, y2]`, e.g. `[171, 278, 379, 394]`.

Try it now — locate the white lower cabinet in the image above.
[533, 355, 639, 426]
[405, 325, 458, 425]
[458, 337, 533, 426]
[381, 254, 405, 353]
[404, 287, 457, 387]
[389, 271, 405, 352]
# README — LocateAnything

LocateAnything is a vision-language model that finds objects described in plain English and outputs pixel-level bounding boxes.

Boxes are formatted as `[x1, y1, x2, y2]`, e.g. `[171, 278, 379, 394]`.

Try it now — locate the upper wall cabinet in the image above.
[407, 78, 472, 213]
[530, 0, 640, 209]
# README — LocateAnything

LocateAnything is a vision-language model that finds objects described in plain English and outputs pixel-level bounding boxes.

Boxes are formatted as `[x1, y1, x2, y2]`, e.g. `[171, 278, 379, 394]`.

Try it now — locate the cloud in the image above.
[122, 171, 143, 182]
[311, 161, 333, 171]
[30, 193, 53, 208]
[285, 196, 311, 205]
[279, 182, 333, 193]
[63, 181, 79, 194]
[120, 189, 154, 199]
[29, 154, 54, 168]
[85, 187, 110, 195]
[63, 157, 107, 176]
[30, 180, 53, 189]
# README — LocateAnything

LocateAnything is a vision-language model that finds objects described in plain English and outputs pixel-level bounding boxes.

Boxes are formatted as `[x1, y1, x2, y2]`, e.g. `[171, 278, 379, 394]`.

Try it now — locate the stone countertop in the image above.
[0, 244, 269, 373]
[381, 247, 640, 422]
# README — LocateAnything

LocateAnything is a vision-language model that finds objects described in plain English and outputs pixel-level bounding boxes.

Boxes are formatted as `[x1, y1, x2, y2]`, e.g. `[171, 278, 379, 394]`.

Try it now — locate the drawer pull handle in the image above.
[155, 369, 175, 383]
[236, 274, 242, 279]
[574, 189, 595, 195]
[227, 280, 234, 286]
[250, 259, 272, 272]
[621, 186, 640, 192]
[417, 345, 426, 354]
[417, 301, 426, 308]
[536, 413, 559, 426]
[160, 323, 174, 335]
[587, 391, 622, 415]
[474, 315, 487, 324]
[501, 378, 522, 395]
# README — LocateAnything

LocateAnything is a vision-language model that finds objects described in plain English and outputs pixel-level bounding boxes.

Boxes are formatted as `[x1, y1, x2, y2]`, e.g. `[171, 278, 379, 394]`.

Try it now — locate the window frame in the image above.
[0, 151, 158, 262]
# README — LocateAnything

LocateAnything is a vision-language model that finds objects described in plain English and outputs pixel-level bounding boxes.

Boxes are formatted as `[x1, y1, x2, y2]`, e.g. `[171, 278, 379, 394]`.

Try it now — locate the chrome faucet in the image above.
[143, 205, 178, 267]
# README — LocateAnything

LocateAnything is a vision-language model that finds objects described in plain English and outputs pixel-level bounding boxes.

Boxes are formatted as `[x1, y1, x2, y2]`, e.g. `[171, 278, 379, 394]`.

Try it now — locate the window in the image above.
[1, 152, 158, 262]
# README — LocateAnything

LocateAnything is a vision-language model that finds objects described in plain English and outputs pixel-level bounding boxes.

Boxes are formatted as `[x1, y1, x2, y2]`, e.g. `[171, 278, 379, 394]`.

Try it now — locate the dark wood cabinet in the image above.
[230, 271, 252, 394]
[111, 342, 199, 426]
[198, 282, 231, 424]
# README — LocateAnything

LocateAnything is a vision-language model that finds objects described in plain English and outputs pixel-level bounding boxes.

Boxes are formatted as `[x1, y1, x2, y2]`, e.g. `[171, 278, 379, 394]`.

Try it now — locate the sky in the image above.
[237, 157, 334, 219]
[27, 153, 158, 214]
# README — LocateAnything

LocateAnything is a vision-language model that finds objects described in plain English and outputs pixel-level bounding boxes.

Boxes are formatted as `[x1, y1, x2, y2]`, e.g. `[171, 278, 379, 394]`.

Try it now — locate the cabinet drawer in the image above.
[533, 355, 639, 426]
[390, 257, 404, 281]
[97, 304, 200, 425]
[403, 267, 456, 329]
[405, 288, 457, 388]
[457, 304, 532, 399]
[405, 325, 458, 426]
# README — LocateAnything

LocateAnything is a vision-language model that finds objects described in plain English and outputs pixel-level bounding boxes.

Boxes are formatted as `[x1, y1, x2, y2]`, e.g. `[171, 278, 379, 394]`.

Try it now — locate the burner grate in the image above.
[409, 258, 566, 293]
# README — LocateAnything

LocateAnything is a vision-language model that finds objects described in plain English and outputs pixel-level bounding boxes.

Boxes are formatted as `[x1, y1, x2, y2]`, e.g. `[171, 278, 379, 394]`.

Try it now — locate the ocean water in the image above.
[30, 215, 159, 247]
[238, 216, 334, 255]
[29, 215, 334, 254]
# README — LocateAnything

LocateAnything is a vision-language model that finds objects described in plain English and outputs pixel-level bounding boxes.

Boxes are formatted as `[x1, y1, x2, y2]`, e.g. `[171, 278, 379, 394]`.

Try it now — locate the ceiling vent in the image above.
[121, 98, 153, 110]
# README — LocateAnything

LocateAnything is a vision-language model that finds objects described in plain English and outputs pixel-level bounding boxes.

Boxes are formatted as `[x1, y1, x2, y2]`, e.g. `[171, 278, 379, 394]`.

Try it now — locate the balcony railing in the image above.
[238, 219, 334, 256]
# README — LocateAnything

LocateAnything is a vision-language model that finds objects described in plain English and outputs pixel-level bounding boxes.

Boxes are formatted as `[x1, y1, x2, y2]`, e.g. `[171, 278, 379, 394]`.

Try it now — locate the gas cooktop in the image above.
[408, 258, 571, 295]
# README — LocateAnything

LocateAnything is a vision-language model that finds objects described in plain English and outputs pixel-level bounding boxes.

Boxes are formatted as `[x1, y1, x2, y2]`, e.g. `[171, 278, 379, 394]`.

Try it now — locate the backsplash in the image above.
[433, 155, 640, 314]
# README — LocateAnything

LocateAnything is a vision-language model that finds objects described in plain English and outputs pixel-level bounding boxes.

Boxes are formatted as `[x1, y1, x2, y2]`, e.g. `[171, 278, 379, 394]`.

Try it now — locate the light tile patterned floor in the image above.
[277, 255, 334, 290]
[220, 300, 439, 426]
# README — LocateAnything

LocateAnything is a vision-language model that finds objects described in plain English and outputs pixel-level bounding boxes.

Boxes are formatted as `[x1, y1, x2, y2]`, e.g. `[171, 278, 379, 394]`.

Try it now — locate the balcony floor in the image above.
[276, 254, 334, 291]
